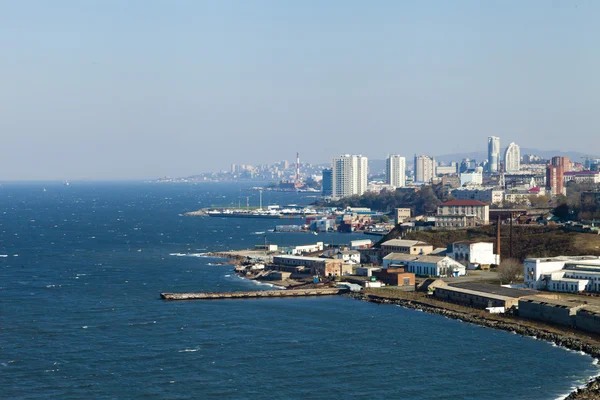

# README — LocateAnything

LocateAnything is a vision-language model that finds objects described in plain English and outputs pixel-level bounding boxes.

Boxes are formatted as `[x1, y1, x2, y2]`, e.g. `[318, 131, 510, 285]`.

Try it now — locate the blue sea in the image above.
[1, 182, 598, 399]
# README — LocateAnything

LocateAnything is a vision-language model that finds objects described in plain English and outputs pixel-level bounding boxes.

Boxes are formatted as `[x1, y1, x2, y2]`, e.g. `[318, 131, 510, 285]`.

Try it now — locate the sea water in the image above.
[1, 182, 597, 399]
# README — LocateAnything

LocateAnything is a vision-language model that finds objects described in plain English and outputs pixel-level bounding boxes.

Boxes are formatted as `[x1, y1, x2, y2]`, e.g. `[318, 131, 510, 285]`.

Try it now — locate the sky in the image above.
[0, 0, 598, 180]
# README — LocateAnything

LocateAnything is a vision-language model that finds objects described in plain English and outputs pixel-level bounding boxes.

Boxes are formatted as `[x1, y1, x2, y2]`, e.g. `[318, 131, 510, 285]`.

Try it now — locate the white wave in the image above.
[45, 285, 56, 288]
[169, 253, 209, 257]
[224, 275, 231, 277]
[252, 231, 266, 235]
[178, 347, 200, 353]
[81, 326, 88, 329]
[13, 254, 19, 257]
[0, 255, 8, 258]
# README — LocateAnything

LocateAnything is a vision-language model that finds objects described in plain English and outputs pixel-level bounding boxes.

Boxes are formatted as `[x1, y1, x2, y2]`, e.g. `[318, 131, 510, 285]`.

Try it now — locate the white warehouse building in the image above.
[524, 256, 600, 294]
[447, 241, 500, 270]
[383, 253, 466, 277]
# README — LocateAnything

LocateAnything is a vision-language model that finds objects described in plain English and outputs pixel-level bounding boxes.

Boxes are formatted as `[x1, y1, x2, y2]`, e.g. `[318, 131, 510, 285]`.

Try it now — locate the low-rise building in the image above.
[373, 267, 415, 287]
[334, 249, 361, 264]
[518, 295, 584, 326]
[380, 239, 433, 257]
[447, 241, 499, 270]
[272, 255, 349, 277]
[434, 283, 533, 310]
[564, 171, 600, 185]
[382, 253, 466, 277]
[289, 242, 324, 255]
[435, 200, 490, 230]
[355, 266, 381, 277]
[395, 208, 412, 224]
[349, 239, 373, 249]
[451, 186, 504, 206]
[524, 256, 600, 293]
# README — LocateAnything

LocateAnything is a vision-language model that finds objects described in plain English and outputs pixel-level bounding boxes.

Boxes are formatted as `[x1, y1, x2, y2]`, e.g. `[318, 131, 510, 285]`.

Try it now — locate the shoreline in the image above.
[346, 291, 600, 400]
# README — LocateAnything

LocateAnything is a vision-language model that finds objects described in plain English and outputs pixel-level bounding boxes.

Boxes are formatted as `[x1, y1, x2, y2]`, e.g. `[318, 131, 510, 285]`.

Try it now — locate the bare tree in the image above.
[497, 258, 523, 284]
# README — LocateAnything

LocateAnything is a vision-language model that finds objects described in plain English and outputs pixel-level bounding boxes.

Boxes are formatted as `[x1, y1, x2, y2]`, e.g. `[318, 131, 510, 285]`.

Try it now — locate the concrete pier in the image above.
[161, 288, 346, 300]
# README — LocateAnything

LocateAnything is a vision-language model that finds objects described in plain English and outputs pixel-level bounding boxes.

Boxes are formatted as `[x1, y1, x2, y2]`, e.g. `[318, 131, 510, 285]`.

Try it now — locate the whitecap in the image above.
[0, 255, 8, 258]
[224, 275, 231, 277]
[178, 348, 200, 353]
[81, 326, 88, 329]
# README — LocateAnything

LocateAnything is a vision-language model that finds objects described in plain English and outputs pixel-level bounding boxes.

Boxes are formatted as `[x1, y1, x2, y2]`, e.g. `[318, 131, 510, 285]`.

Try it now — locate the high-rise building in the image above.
[385, 155, 406, 188]
[322, 168, 333, 196]
[488, 136, 500, 173]
[414, 155, 436, 183]
[331, 154, 368, 199]
[546, 156, 567, 196]
[504, 142, 521, 173]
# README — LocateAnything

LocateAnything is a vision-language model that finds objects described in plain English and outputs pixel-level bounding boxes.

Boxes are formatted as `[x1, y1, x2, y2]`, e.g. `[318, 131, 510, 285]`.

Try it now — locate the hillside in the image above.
[378, 225, 600, 261]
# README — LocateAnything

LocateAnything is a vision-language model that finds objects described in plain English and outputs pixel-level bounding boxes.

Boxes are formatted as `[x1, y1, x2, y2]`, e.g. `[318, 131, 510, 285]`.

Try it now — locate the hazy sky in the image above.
[1, 1, 598, 179]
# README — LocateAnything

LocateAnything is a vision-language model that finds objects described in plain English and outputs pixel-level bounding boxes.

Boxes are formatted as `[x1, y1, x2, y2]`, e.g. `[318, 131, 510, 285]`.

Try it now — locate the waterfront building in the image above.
[331, 154, 368, 199]
[322, 168, 333, 196]
[435, 200, 490, 229]
[414, 155, 436, 183]
[460, 167, 483, 186]
[434, 283, 529, 310]
[488, 136, 500, 173]
[524, 256, 600, 293]
[386, 155, 406, 188]
[504, 142, 521, 173]
[447, 241, 499, 270]
[272, 255, 350, 277]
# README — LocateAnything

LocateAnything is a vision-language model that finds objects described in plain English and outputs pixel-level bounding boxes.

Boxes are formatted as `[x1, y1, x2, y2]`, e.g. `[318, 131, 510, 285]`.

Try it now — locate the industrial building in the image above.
[447, 241, 499, 270]
[433, 283, 533, 310]
[382, 253, 466, 277]
[524, 256, 600, 293]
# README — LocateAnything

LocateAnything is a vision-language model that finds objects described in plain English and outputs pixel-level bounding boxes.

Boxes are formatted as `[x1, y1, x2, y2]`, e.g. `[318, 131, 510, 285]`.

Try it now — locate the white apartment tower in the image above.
[386, 155, 406, 188]
[504, 142, 521, 173]
[488, 136, 500, 173]
[414, 155, 436, 183]
[332, 154, 368, 199]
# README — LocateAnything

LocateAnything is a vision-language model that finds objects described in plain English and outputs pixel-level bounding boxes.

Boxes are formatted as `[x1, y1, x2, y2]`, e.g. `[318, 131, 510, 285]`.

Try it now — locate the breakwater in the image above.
[161, 288, 346, 300]
[347, 292, 600, 400]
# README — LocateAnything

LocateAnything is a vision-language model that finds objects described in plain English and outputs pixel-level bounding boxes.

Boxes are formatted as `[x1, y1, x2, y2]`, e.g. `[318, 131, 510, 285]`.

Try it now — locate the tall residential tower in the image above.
[386, 155, 406, 188]
[331, 154, 368, 199]
[504, 142, 521, 173]
[414, 155, 436, 183]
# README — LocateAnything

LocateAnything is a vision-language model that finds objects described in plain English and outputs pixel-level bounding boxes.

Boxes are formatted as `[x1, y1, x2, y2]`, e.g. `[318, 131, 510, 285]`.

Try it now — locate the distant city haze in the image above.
[1, 1, 598, 180]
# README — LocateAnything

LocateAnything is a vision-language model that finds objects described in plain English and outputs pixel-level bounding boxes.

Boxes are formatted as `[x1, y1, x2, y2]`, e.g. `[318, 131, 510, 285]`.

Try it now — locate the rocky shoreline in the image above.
[346, 292, 600, 400]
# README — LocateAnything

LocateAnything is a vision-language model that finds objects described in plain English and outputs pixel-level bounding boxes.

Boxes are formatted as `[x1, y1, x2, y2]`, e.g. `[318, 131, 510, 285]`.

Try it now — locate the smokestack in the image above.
[496, 215, 501, 259]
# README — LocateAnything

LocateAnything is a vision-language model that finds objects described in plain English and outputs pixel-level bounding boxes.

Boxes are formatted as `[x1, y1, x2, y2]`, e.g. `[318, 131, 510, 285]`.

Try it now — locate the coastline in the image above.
[346, 291, 600, 400]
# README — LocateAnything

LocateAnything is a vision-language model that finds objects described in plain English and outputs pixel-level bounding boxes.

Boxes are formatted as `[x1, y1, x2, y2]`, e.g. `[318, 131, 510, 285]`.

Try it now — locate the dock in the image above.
[160, 288, 347, 300]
